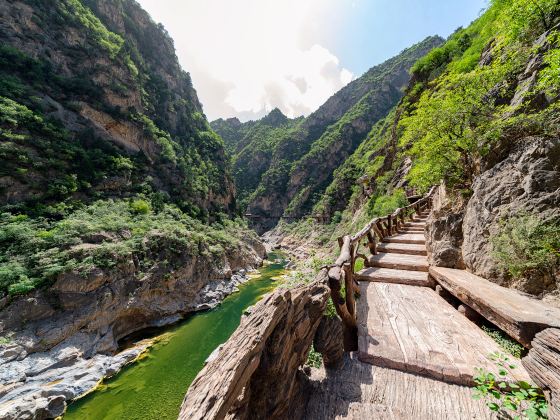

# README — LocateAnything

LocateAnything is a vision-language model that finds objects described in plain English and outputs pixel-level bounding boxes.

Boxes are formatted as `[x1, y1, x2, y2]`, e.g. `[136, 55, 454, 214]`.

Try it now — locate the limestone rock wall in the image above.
[0, 236, 265, 419]
[426, 136, 560, 303]
[425, 30, 560, 304]
[462, 137, 560, 290]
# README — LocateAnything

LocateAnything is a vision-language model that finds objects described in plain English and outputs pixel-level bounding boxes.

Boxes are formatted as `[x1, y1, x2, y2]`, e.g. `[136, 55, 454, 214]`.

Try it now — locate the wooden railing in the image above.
[326, 186, 437, 335]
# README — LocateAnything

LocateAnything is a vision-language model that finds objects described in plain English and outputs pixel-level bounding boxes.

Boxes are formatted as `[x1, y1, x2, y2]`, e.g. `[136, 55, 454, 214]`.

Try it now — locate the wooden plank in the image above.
[430, 267, 560, 347]
[383, 233, 425, 244]
[355, 267, 433, 287]
[377, 243, 427, 255]
[523, 328, 560, 419]
[357, 282, 531, 386]
[405, 221, 426, 227]
[304, 353, 497, 420]
[368, 253, 428, 272]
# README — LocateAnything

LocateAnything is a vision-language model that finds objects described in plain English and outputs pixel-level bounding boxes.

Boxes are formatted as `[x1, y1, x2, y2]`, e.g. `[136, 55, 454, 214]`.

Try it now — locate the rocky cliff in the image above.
[0, 1, 266, 417]
[420, 13, 560, 305]
[0, 228, 265, 419]
[0, 0, 235, 216]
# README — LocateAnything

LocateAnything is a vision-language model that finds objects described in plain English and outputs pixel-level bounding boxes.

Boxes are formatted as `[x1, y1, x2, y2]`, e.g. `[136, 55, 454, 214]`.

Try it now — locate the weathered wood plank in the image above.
[304, 353, 497, 420]
[368, 253, 428, 272]
[405, 221, 426, 228]
[430, 267, 560, 347]
[355, 267, 433, 287]
[357, 282, 531, 386]
[523, 328, 560, 419]
[401, 227, 424, 232]
[377, 242, 427, 255]
[383, 233, 425, 244]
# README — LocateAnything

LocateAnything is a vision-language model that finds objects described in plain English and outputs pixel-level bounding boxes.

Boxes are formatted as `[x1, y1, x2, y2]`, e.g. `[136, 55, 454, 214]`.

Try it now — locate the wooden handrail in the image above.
[327, 186, 437, 331]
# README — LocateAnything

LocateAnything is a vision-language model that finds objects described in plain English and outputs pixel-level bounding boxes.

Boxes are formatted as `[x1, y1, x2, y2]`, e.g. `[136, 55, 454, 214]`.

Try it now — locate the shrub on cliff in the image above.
[492, 215, 560, 281]
[401, 0, 560, 191]
[0, 200, 254, 297]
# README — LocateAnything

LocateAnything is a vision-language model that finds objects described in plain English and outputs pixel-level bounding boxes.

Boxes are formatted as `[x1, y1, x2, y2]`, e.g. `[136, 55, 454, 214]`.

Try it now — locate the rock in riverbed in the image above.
[0, 339, 150, 419]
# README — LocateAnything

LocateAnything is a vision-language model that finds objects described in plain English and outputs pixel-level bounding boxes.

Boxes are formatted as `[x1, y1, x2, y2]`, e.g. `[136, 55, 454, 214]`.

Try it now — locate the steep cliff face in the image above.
[332, 1, 560, 303]
[212, 108, 303, 210]
[0, 0, 234, 216]
[0, 2, 266, 416]
[214, 37, 443, 233]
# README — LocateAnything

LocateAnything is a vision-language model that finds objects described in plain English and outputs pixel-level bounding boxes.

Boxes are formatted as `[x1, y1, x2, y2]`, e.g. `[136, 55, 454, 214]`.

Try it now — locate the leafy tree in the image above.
[400, 67, 504, 189]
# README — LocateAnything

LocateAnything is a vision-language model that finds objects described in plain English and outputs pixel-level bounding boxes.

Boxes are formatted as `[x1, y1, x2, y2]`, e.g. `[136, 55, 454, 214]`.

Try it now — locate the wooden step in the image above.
[430, 267, 560, 347]
[405, 221, 425, 227]
[356, 267, 433, 287]
[357, 282, 532, 386]
[401, 227, 424, 233]
[383, 233, 425, 244]
[368, 253, 428, 272]
[303, 353, 496, 420]
[377, 242, 427, 255]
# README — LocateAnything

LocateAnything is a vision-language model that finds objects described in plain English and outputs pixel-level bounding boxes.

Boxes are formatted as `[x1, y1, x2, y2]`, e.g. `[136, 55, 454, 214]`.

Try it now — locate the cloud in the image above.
[136, 0, 353, 121]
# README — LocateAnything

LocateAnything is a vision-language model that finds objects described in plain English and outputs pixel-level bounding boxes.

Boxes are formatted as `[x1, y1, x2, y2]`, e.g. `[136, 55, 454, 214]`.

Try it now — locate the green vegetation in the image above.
[0, 0, 246, 301]
[59, 0, 124, 57]
[481, 326, 524, 358]
[366, 189, 408, 218]
[400, 0, 560, 191]
[473, 352, 548, 419]
[491, 215, 560, 280]
[0, 200, 254, 296]
[305, 344, 323, 368]
[212, 37, 442, 218]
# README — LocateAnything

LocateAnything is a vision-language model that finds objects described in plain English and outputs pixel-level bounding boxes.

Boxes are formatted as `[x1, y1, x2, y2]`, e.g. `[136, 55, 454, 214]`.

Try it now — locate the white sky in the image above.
[137, 0, 353, 121]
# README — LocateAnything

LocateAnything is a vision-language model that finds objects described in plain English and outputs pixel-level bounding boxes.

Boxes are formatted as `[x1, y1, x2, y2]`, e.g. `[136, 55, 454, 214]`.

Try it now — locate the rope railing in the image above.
[327, 186, 437, 334]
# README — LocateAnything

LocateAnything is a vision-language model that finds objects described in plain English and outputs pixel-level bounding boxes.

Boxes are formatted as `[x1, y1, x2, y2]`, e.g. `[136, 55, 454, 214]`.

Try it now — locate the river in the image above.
[65, 252, 288, 420]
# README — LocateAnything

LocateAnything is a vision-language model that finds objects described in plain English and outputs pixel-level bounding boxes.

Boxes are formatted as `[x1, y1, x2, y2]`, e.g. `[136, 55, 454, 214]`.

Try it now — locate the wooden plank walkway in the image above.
[377, 242, 427, 255]
[306, 210, 541, 418]
[357, 282, 530, 386]
[355, 267, 432, 287]
[383, 233, 425, 244]
[355, 215, 530, 390]
[304, 354, 496, 419]
[367, 253, 428, 272]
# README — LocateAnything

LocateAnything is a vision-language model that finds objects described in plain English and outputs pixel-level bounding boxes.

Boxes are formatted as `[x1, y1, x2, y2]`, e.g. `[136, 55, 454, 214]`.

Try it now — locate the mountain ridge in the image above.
[212, 35, 444, 231]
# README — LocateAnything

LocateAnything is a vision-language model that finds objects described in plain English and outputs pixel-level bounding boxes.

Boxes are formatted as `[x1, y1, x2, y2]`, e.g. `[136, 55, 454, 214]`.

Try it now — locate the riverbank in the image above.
[63, 252, 288, 419]
[0, 243, 269, 419]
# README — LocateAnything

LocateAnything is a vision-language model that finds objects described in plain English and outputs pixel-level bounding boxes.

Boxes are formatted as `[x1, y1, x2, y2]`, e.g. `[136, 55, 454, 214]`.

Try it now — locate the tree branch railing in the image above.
[327, 186, 437, 333]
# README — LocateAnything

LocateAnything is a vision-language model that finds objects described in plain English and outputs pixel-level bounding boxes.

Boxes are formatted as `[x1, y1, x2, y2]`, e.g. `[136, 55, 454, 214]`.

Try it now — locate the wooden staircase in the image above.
[356, 213, 431, 287]
[310, 188, 560, 418]
[353, 212, 530, 387]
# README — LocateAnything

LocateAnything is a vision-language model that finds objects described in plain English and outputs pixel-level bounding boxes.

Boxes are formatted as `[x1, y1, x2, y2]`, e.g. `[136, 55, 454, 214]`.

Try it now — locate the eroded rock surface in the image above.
[314, 315, 344, 368]
[0, 339, 150, 419]
[462, 137, 560, 294]
[425, 186, 466, 269]
[0, 239, 265, 419]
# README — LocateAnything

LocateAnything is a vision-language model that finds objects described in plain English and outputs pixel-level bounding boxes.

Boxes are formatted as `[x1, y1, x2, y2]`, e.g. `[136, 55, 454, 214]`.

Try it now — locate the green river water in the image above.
[65, 252, 288, 420]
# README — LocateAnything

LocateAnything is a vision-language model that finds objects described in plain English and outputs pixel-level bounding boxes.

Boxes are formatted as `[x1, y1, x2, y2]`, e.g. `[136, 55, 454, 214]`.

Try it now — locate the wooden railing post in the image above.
[367, 230, 377, 255]
[343, 263, 355, 317]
